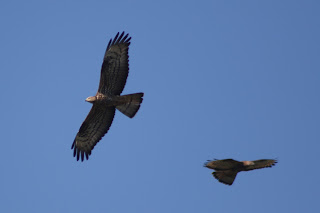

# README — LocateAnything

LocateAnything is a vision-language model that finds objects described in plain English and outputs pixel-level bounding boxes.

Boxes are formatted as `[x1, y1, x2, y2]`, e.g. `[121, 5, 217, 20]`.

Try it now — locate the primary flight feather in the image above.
[72, 32, 144, 161]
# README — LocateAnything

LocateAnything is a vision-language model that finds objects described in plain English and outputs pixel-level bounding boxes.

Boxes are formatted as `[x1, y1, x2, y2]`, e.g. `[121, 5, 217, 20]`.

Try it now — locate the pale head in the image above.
[85, 96, 97, 103]
[242, 161, 254, 166]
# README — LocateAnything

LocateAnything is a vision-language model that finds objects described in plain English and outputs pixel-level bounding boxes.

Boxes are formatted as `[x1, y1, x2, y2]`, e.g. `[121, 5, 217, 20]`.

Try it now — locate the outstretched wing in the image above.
[71, 104, 116, 161]
[205, 159, 241, 170]
[213, 170, 238, 185]
[98, 32, 131, 95]
[243, 159, 277, 171]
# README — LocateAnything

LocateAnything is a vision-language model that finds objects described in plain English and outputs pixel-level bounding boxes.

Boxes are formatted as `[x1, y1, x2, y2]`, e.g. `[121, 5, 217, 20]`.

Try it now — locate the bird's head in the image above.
[85, 96, 97, 103]
[242, 161, 254, 166]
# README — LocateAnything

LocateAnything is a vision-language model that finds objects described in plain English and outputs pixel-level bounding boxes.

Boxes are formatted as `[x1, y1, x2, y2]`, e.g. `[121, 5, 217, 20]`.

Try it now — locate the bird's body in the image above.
[72, 32, 143, 161]
[85, 92, 140, 106]
[205, 159, 277, 185]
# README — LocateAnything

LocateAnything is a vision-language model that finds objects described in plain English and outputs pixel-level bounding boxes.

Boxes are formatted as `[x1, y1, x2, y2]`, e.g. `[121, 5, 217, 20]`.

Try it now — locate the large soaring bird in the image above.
[204, 159, 277, 185]
[72, 32, 144, 161]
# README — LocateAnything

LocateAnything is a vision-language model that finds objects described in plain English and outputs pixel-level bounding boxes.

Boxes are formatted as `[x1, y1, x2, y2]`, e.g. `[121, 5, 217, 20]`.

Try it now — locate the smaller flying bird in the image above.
[204, 159, 277, 185]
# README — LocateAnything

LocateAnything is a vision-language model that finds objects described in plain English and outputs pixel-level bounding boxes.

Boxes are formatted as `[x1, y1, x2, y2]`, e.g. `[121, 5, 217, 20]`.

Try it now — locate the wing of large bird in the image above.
[71, 104, 116, 161]
[205, 159, 242, 170]
[243, 159, 277, 171]
[98, 32, 131, 95]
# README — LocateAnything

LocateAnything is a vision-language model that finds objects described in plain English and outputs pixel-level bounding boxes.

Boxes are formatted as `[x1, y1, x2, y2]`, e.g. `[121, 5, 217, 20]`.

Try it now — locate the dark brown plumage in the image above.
[72, 32, 144, 161]
[204, 159, 277, 185]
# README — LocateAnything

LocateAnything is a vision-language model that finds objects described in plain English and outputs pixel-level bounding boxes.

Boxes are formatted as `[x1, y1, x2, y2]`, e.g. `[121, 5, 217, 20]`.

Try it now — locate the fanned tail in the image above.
[116, 93, 144, 118]
[213, 170, 238, 185]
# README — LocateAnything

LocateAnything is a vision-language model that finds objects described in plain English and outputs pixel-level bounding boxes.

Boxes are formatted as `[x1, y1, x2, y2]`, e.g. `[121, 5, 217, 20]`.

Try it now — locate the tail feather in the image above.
[213, 170, 238, 185]
[116, 93, 144, 118]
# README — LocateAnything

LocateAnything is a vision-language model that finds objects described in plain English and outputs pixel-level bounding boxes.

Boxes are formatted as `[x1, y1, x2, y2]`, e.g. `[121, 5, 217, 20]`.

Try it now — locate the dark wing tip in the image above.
[204, 160, 213, 168]
[73, 146, 76, 157]
[260, 159, 278, 168]
[270, 159, 278, 167]
[81, 151, 84, 162]
[204, 158, 220, 168]
[112, 32, 120, 46]
[71, 140, 75, 149]
[73, 148, 90, 162]
[120, 33, 129, 43]
[106, 31, 131, 51]
[76, 149, 80, 161]
[71, 140, 91, 162]
[107, 39, 112, 50]
[115, 32, 125, 43]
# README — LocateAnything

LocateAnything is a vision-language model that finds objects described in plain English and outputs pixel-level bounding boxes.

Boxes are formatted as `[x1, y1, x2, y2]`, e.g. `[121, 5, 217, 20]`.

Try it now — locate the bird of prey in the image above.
[204, 159, 277, 185]
[72, 32, 144, 161]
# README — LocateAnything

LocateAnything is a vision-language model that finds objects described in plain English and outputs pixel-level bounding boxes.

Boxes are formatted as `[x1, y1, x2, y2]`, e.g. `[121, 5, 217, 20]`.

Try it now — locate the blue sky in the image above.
[1, 0, 319, 212]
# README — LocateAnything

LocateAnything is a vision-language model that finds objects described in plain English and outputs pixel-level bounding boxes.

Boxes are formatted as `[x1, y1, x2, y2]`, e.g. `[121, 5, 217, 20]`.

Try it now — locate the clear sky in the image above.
[1, 0, 319, 212]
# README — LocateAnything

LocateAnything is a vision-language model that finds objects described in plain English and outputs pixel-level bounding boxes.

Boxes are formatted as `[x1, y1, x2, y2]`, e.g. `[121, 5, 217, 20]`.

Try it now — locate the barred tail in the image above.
[116, 93, 144, 118]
